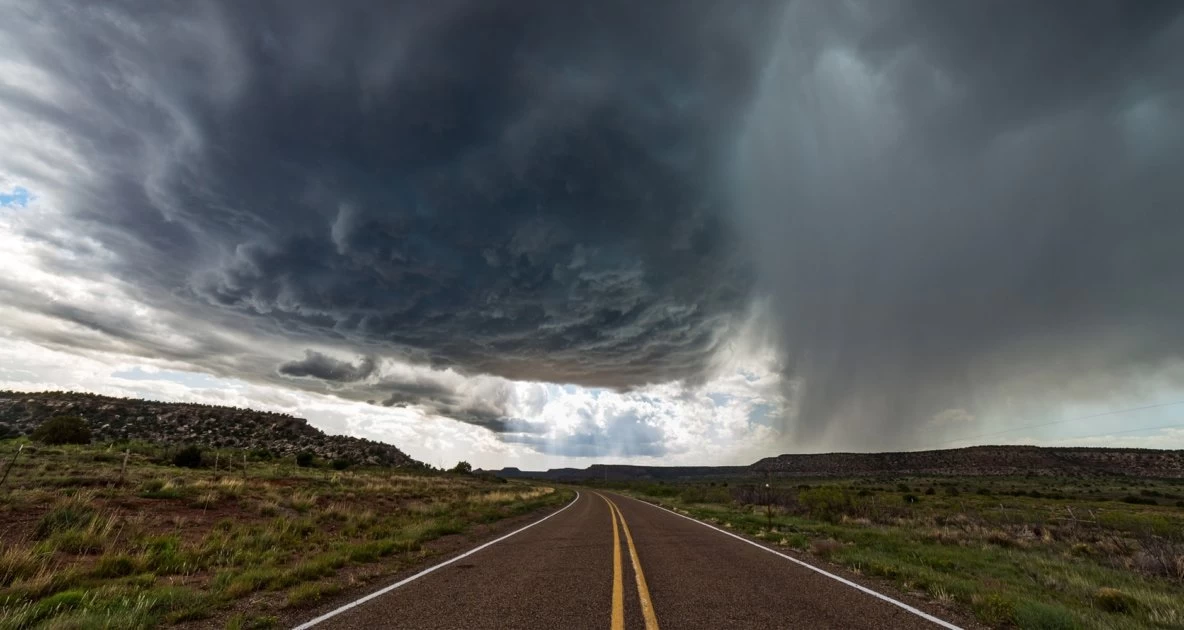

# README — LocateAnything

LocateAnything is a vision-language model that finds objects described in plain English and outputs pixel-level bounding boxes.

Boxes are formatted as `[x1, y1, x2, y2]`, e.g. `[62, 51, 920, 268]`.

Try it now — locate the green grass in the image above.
[0, 439, 568, 628]
[601, 475, 1184, 629]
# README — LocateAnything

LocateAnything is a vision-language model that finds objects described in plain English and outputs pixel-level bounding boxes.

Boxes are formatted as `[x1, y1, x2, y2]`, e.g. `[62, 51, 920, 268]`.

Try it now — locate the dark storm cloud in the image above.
[733, 0, 1184, 446]
[5, 0, 1184, 455]
[278, 351, 375, 382]
[0, 0, 781, 391]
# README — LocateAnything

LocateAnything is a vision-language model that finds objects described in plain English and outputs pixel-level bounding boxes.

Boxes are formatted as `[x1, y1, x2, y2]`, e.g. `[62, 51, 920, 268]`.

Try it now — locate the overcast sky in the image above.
[2, 1, 1183, 469]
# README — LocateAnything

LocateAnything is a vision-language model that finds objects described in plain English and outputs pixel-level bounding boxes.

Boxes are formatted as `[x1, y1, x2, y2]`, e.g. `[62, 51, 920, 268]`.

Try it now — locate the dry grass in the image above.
[615, 474, 1184, 629]
[0, 439, 568, 628]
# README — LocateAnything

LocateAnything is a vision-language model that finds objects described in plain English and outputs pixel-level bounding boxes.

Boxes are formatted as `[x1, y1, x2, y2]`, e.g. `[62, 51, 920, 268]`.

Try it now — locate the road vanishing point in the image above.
[295, 491, 964, 630]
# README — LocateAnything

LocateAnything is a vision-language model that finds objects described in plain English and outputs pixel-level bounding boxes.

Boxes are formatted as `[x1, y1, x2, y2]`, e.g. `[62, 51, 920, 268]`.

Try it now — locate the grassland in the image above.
[0, 439, 568, 628]
[600, 475, 1184, 629]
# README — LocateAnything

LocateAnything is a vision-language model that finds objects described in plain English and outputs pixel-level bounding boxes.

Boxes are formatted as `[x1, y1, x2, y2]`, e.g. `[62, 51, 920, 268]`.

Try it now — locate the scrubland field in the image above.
[0, 439, 567, 629]
[605, 475, 1184, 629]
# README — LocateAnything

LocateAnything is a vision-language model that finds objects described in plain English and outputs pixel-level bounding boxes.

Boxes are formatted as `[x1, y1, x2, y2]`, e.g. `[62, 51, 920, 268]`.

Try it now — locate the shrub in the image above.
[809, 538, 843, 558]
[296, 452, 316, 468]
[1121, 495, 1157, 506]
[1093, 587, 1135, 613]
[1013, 600, 1077, 630]
[798, 487, 853, 523]
[330, 459, 351, 471]
[972, 592, 1016, 626]
[90, 554, 138, 578]
[31, 415, 91, 445]
[173, 446, 203, 468]
[451, 461, 472, 474]
[924, 487, 936, 495]
[903, 494, 920, 504]
[35, 503, 95, 539]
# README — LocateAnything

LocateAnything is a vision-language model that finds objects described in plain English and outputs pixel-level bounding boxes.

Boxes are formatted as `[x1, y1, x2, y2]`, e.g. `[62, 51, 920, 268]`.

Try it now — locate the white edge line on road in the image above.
[624, 495, 963, 630]
[292, 491, 581, 630]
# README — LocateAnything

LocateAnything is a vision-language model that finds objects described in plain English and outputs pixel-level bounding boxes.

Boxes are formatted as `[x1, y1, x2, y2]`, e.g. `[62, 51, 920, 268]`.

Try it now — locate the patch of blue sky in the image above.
[748, 403, 776, 427]
[0, 186, 31, 208]
[738, 369, 761, 383]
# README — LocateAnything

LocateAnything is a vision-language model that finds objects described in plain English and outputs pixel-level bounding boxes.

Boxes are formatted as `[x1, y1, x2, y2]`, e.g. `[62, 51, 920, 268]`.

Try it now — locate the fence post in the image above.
[118, 449, 130, 485]
[0, 444, 23, 489]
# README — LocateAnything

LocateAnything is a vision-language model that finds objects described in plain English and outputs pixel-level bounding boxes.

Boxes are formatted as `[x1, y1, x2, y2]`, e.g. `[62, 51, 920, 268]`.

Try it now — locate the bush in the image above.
[809, 538, 843, 558]
[31, 415, 92, 445]
[451, 461, 472, 474]
[1013, 600, 1077, 630]
[173, 446, 203, 468]
[35, 504, 95, 539]
[798, 486, 853, 523]
[330, 459, 351, 471]
[90, 554, 138, 578]
[972, 592, 1016, 626]
[1121, 495, 1157, 506]
[296, 452, 316, 468]
[1093, 587, 1135, 613]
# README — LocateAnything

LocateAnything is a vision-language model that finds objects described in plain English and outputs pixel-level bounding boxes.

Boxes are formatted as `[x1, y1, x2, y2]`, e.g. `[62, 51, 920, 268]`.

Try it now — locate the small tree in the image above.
[31, 415, 92, 445]
[295, 451, 316, 468]
[173, 445, 203, 468]
[451, 461, 472, 474]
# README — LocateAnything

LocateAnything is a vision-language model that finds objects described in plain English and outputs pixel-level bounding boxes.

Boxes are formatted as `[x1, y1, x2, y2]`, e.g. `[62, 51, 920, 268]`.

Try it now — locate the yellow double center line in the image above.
[598, 493, 659, 630]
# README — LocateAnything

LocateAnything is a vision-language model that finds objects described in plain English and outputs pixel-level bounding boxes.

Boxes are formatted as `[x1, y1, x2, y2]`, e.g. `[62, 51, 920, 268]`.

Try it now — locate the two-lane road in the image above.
[299, 491, 960, 629]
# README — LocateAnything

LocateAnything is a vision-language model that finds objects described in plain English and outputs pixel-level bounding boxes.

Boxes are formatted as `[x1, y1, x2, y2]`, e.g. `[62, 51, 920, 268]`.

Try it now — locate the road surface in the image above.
[297, 491, 961, 629]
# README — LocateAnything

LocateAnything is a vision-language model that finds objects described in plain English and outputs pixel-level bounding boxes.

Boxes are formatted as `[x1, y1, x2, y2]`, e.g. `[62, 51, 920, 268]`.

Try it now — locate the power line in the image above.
[930, 399, 1184, 449]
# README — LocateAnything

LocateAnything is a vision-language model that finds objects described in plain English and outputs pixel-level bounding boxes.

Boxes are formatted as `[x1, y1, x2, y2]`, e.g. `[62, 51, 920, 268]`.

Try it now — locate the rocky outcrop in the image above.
[0, 390, 423, 468]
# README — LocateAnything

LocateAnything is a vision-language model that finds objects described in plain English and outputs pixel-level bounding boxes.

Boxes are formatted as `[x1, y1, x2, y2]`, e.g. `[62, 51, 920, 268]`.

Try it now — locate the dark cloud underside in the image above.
[2, 0, 780, 389]
[278, 351, 375, 382]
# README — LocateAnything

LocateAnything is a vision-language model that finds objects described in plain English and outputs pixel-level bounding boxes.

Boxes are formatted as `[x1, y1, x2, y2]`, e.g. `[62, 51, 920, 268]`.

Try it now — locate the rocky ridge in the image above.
[0, 390, 422, 468]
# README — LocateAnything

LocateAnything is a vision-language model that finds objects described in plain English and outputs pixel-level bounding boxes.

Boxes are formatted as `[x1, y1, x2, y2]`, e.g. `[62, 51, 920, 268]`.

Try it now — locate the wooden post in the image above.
[242, 452, 248, 481]
[118, 449, 130, 486]
[0, 444, 23, 489]
[214, 451, 220, 478]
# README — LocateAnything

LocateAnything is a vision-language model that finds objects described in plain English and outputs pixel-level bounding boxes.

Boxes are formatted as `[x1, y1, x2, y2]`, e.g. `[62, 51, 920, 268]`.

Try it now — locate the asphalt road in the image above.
[300, 491, 960, 629]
